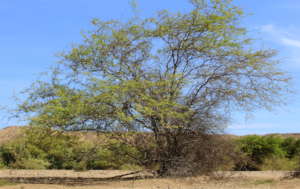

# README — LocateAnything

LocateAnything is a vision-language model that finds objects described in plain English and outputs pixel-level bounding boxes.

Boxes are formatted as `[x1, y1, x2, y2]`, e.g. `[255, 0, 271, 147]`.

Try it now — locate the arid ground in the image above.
[0, 170, 299, 189]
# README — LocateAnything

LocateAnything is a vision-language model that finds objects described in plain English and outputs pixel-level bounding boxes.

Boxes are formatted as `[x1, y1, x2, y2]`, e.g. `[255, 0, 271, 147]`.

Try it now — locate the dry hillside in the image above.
[0, 126, 105, 145]
[0, 126, 24, 145]
[0, 126, 300, 145]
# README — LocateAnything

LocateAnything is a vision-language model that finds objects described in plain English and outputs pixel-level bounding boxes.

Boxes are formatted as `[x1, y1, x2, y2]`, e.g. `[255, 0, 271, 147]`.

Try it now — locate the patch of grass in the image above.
[252, 179, 276, 185]
[0, 179, 15, 187]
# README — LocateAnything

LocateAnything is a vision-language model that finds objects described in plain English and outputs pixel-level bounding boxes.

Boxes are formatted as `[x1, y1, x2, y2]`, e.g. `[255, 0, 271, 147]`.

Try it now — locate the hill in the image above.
[0, 126, 103, 145]
[0, 126, 24, 145]
[1, 126, 300, 145]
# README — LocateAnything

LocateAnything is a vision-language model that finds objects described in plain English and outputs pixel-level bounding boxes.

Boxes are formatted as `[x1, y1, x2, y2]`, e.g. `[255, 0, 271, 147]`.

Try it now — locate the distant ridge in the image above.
[265, 133, 300, 139]
[0, 126, 24, 145]
[0, 126, 300, 145]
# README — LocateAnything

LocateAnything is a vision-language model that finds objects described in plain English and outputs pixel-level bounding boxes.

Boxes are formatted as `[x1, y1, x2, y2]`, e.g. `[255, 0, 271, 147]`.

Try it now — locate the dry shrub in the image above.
[154, 133, 240, 177]
[105, 132, 242, 177]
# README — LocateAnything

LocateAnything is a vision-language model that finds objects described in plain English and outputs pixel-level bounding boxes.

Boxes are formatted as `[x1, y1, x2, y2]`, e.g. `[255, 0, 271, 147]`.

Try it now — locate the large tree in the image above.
[18, 0, 290, 175]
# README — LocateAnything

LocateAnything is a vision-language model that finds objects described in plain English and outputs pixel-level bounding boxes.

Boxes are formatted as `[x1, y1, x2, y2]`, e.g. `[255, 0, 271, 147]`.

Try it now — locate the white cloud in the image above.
[259, 24, 300, 68]
[260, 24, 300, 49]
[281, 37, 300, 48]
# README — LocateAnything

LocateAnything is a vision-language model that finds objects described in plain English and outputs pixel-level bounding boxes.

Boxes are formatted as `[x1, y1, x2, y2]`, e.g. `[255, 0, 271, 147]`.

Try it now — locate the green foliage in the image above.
[120, 164, 142, 171]
[0, 161, 6, 169]
[2, 127, 300, 172]
[12, 159, 50, 170]
[235, 135, 300, 171]
[0, 127, 83, 169]
[236, 135, 285, 170]
[0, 126, 144, 170]
[259, 156, 297, 171]
[281, 137, 300, 159]
[0, 179, 14, 187]
[85, 136, 144, 170]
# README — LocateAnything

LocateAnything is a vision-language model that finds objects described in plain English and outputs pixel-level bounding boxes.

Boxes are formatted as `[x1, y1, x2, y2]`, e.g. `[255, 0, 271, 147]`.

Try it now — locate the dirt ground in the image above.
[0, 171, 299, 189]
[0, 170, 133, 178]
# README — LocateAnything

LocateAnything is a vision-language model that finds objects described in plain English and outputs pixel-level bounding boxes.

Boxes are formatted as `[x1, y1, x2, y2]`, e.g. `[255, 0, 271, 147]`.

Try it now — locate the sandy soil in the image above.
[0, 171, 298, 189]
[1, 177, 300, 189]
[0, 170, 132, 178]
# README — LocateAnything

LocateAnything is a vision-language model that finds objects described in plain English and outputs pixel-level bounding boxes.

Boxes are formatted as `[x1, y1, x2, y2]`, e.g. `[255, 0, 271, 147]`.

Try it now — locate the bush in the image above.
[0, 126, 145, 170]
[0, 138, 29, 167]
[0, 126, 92, 170]
[152, 133, 239, 176]
[0, 161, 6, 169]
[236, 135, 286, 170]
[3, 126, 300, 172]
[120, 164, 142, 171]
[281, 137, 297, 158]
[281, 137, 300, 159]
[86, 137, 143, 170]
[12, 159, 50, 169]
[259, 156, 298, 171]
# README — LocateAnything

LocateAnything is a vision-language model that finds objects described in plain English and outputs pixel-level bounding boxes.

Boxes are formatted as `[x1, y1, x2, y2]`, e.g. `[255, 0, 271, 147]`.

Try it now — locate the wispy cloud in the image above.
[260, 24, 300, 48]
[281, 38, 300, 48]
[260, 24, 300, 68]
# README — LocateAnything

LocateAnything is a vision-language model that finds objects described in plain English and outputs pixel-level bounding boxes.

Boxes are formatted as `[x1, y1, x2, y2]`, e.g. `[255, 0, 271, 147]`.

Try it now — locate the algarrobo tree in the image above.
[18, 0, 290, 175]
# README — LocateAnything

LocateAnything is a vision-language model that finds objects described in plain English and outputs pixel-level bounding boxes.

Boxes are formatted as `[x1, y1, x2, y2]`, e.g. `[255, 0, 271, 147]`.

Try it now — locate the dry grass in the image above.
[0, 171, 299, 189]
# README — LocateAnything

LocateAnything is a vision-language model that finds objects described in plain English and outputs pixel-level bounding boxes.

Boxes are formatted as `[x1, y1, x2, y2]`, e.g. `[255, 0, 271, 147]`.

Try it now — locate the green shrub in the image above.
[0, 179, 14, 187]
[259, 156, 298, 171]
[85, 139, 143, 170]
[0, 139, 30, 167]
[281, 138, 300, 159]
[120, 164, 142, 171]
[12, 159, 50, 169]
[73, 161, 88, 171]
[236, 135, 286, 170]
[0, 161, 6, 169]
[0, 126, 144, 170]
[0, 126, 85, 170]
[3, 126, 300, 172]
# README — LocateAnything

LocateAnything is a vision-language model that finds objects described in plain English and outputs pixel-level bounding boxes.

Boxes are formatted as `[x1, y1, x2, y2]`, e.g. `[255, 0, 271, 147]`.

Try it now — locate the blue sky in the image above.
[0, 0, 299, 135]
